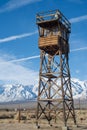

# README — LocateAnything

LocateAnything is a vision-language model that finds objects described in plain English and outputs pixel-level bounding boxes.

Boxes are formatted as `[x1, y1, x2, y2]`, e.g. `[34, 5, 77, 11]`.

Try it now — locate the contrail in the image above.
[0, 30, 37, 43]
[9, 55, 40, 63]
[9, 46, 87, 63]
[70, 47, 87, 52]
[0, 0, 41, 13]
[1, 47, 87, 64]
[69, 15, 87, 23]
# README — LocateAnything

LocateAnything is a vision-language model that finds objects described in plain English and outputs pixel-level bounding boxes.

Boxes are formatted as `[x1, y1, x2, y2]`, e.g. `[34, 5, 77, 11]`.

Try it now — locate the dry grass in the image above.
[0, 109, 87, 130]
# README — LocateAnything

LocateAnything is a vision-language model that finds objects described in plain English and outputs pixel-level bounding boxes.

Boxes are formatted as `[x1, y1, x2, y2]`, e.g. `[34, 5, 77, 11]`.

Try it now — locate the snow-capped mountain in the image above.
[0, 78, 87, 102]
[71, 78, 87, 99]
[0, 84, 38, 102]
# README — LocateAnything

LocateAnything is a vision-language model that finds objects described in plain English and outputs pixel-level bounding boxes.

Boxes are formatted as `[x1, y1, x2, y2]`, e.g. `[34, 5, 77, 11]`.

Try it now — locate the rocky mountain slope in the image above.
[0, 78, 87, 102]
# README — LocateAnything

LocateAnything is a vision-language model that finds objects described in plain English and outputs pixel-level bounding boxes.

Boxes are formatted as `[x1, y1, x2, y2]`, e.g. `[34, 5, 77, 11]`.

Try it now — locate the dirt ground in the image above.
[0, 122, 87, 130]
[0, 109, 87, 130]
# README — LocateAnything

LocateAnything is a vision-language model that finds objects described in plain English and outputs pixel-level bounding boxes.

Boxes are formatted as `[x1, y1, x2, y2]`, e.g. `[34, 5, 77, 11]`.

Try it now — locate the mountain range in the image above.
[0, 78, 87, 103]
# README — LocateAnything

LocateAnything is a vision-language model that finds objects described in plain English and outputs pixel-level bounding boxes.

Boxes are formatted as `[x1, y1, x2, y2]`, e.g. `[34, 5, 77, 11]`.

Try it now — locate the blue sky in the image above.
[0, 0, 87, 85]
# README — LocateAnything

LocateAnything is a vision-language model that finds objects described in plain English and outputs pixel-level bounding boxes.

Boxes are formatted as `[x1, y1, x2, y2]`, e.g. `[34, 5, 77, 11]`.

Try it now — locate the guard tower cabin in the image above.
[36, 10, 71, 55]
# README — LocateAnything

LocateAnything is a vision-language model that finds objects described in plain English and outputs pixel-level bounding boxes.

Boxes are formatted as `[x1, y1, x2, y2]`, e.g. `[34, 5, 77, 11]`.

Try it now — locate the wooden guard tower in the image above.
[36, 10, 76, 127]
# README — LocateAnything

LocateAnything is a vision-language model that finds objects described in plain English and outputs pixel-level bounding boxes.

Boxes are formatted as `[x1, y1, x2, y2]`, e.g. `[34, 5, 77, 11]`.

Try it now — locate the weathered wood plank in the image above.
[39, 35, 59, 47]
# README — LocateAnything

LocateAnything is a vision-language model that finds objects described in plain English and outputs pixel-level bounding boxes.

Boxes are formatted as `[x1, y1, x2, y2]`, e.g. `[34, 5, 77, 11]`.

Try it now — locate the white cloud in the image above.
[0, 45, 87, 85]
[67, 0, 83, 4]
[70, 15, 87, 23]
[0, 46, 86, 64]
[0, 30, 37, 43]
[71, 47, 87, 52]
[9, 55, 40, 63]
[0, 55, 38, 85]
[0, 55, 40, 64]
[0, 0, 41, 13]
[9, 46, 87, 63]
[76, 70, 80, 74]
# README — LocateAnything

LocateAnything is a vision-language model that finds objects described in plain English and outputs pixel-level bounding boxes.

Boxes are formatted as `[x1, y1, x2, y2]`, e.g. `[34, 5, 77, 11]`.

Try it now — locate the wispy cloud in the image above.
[0, 45, 87, 85]
[76, 70, 80, 74]
[0, 30, 37, 43]
[0, 46, 86, 64]
[9, 55, 40, 63]
[0, 0, 41, 13]
[0, 55, 38, 85]
[70, 15, 87, 23]
[71, 47, 87, 52]
[67, 0, 83, 4]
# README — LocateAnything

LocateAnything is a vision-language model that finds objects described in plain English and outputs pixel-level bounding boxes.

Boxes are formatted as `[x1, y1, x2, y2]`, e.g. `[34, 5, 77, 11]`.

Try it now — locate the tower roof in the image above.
[36, 9, 71, 32]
